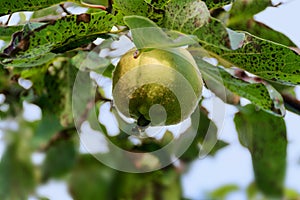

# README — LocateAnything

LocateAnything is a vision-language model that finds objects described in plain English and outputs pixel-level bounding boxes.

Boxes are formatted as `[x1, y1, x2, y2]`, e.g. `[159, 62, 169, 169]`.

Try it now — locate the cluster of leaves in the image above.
[0, 0, 300, 199]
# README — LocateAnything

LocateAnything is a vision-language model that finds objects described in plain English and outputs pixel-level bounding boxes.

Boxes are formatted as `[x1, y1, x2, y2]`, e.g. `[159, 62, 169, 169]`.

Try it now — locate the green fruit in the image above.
[112, 48, 203, 126]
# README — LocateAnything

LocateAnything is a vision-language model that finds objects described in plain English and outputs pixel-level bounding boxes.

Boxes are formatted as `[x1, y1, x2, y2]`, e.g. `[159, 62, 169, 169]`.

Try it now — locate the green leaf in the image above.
[0, 22, 45, 54]
[230, 0, 270, 20]
[113, 0, 149, 18]
[0, 140, 36, 200]
[124, 15, 198, 50]
[194, 19, 300, 86]
[234, 104, 287, 197]
[0, 0, 81, 16]
[164, 0, 210, 32]
[1, 12, 115, 67]
[42, 140, 76, 181]
[191, 49, 285, 116]
[193, 18, 230, 48]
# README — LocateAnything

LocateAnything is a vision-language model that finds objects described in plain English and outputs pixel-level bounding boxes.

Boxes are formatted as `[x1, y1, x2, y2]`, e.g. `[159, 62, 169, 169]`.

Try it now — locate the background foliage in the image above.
[0, 0, 300, 199]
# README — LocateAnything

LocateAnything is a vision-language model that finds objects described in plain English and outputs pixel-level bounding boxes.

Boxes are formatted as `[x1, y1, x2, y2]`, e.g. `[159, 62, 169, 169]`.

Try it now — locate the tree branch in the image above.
[282, 93, 300, 115]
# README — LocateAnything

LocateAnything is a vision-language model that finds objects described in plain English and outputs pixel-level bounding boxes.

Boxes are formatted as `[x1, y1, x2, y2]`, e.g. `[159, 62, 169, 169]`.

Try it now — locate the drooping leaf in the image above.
[0, 0, 81, 16]
[234, 104, 287, 197]
[124, 15, 198, 50]
[1, 12, 115, 67]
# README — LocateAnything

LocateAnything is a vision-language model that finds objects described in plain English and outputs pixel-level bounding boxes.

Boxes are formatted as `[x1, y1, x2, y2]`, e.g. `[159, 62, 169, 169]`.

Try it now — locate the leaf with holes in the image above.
[1, 11, 115, 67]
[191, 48, 285, 116]
[194, 19, 300, 86]
[0, 0, 81, 16]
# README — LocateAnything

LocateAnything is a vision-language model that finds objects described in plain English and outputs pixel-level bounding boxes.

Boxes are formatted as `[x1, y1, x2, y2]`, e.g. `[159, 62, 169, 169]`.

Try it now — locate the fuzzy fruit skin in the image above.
[112, 48, 203, 126]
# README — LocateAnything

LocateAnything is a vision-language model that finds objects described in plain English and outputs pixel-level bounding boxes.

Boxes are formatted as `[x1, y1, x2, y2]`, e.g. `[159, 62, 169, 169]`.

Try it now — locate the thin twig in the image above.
[38, 127, 76, 151]
[5, 13, 12, 25]
[59, 3, 72, 15]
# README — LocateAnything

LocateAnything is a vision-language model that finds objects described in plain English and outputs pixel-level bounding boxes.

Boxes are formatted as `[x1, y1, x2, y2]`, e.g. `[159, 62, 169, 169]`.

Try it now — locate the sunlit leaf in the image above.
[234, 104, 287, 197]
